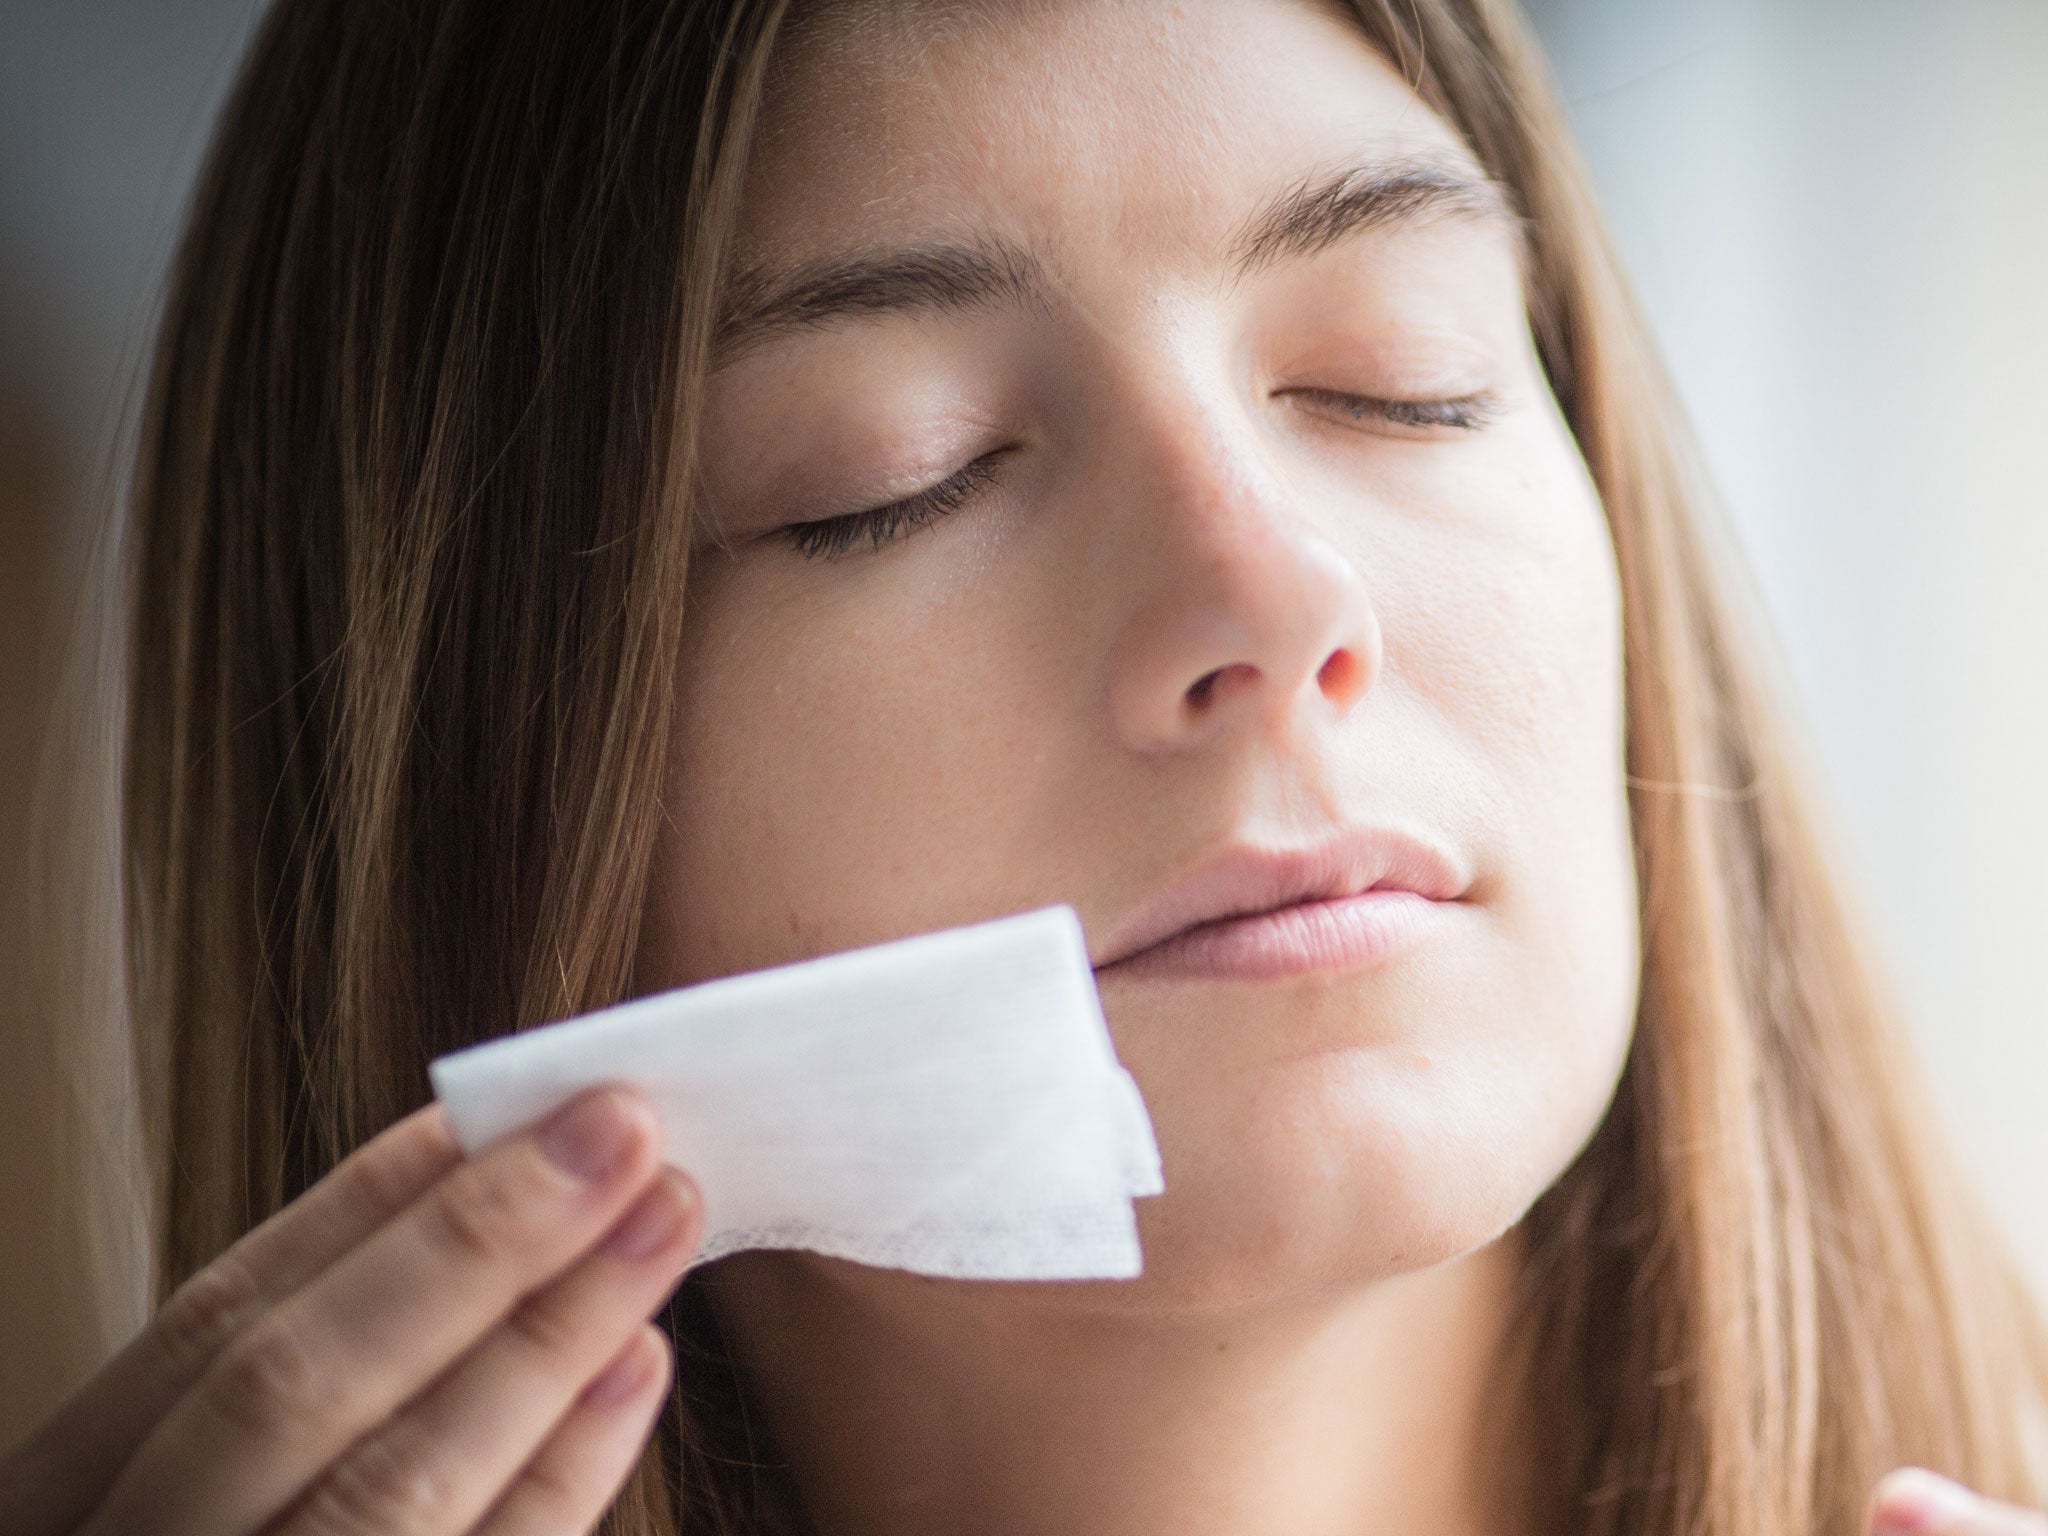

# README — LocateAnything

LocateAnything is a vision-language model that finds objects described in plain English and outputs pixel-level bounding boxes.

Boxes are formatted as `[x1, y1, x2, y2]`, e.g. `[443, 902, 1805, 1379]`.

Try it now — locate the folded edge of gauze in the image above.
[427, 903, 1164, 1281]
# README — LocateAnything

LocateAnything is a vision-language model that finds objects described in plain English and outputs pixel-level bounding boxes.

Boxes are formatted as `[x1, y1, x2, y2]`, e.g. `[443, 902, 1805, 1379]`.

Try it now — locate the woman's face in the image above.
[644, 0, 1641, 1304]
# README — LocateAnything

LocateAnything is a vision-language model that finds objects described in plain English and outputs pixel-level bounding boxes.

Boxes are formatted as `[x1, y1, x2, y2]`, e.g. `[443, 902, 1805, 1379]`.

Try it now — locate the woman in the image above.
[3, 0, 2046, 1532]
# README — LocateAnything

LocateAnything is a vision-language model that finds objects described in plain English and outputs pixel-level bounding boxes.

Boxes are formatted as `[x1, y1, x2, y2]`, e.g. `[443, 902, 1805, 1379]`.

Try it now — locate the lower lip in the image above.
[1094, 889, 1454, 983]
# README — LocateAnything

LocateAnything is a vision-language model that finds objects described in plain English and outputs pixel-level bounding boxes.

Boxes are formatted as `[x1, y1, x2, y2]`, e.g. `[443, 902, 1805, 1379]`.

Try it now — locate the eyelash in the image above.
[1295, 388, 1503, 432]
[774, 389, 1501, 562]
[779, 452, 1010, 562]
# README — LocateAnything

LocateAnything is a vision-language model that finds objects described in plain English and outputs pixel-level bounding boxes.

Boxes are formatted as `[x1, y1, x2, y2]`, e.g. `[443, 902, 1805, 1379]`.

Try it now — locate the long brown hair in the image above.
[121, 0, 2048, 1531]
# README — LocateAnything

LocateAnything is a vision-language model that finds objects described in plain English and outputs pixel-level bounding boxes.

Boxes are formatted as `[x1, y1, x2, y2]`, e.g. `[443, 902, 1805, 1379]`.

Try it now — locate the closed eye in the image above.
[771, 390, 1498, 563]
[1290, 388, 1503, 432]
[775, 451, 1010, 562]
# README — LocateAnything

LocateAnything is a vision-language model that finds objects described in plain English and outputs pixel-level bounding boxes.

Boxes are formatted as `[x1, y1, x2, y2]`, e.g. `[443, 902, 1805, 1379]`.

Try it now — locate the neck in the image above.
[707, 1227, 1539, 1536]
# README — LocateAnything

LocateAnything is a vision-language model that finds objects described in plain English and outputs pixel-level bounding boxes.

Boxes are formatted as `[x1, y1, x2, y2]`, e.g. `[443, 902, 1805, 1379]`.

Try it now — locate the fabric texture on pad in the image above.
[428, 904, 1164, 1280]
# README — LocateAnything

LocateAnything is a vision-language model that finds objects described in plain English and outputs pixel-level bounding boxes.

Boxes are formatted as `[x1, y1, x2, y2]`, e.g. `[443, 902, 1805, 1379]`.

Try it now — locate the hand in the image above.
[0, 1083, 701, 1536]
[1869, 1467, 2048, 1535]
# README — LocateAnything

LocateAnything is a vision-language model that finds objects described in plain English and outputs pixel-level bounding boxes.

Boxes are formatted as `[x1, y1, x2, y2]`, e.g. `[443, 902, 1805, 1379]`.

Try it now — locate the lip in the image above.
[1089, 826, 1472, 981]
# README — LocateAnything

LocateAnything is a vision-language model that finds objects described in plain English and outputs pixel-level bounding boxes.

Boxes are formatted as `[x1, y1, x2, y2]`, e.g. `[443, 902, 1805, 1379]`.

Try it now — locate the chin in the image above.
[1049, 1037, 1589, 1316]
[1073, 999, 1630, 1327]
[1065, 886, 1641, 1313]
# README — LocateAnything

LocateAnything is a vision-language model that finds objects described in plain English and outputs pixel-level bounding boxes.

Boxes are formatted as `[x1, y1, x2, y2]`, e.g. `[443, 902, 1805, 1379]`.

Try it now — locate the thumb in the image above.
[1868, 1467, 2048, 1536]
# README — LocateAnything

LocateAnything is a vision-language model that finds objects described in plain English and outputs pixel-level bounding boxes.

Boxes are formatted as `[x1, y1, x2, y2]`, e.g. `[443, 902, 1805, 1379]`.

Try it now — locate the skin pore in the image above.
[636, 1, 1643, 1532]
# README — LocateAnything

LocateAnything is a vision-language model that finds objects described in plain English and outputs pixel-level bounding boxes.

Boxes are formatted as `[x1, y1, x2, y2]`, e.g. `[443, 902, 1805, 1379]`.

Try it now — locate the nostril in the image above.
[1187, 663, 1255, 711]
[1318, 646, 1364, 700]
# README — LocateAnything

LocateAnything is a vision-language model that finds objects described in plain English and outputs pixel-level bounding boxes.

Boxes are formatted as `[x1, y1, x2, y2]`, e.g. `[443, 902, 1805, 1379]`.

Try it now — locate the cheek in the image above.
[1318, 436, 1638, 1187]
[1412, 447, 1642, 1148]
[659, 556, 1063, 983]
[1391, 427, 1633, 925]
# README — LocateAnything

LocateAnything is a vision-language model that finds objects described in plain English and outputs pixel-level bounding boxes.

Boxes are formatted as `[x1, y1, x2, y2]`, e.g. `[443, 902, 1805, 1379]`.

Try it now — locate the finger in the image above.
[269, 1169, 699, 1536]
[469, 1325, 673, 1536]
[0, 1103, 461, 1536]
[1869, 1467, 2048, 1535]
[84, 1084, 664, 1536]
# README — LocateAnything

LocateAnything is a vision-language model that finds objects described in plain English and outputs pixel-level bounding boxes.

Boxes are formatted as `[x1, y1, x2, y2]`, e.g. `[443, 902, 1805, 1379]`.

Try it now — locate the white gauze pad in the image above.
[427, 903, 1164, 1281]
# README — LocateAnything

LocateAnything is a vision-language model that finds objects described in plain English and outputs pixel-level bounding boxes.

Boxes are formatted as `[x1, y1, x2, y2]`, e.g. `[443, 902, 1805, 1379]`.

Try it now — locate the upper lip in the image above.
[1088, 825, 1471, 970]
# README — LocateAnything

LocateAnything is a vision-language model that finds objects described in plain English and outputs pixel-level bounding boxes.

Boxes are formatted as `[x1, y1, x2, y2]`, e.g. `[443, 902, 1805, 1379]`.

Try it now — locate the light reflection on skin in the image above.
[635, 2, 1642, 1532]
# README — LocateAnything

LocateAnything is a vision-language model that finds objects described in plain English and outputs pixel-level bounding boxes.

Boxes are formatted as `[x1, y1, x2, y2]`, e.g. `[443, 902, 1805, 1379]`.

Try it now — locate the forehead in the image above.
[735, 0, 1482, 278]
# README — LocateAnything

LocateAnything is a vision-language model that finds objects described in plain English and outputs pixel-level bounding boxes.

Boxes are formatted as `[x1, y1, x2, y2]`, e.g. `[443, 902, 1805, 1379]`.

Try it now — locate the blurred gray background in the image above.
[3, 0, 2043, 1437]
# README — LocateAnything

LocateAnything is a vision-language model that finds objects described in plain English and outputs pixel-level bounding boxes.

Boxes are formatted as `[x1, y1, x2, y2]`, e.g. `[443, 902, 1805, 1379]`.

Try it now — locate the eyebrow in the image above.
[708, 150, 1518, 373]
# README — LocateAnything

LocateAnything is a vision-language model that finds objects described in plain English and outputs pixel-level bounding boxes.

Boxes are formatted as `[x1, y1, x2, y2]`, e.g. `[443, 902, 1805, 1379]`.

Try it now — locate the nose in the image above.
[1103, 405, 1382, 754]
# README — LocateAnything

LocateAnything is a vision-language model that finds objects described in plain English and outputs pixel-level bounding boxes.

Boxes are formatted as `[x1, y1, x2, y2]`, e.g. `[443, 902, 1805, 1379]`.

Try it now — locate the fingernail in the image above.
[601, 1169, 696, 1263]
[1873, 1467, 1979, 1533]
[583, 1332, 661, 1408]
[536, 1087, 642, 1183]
